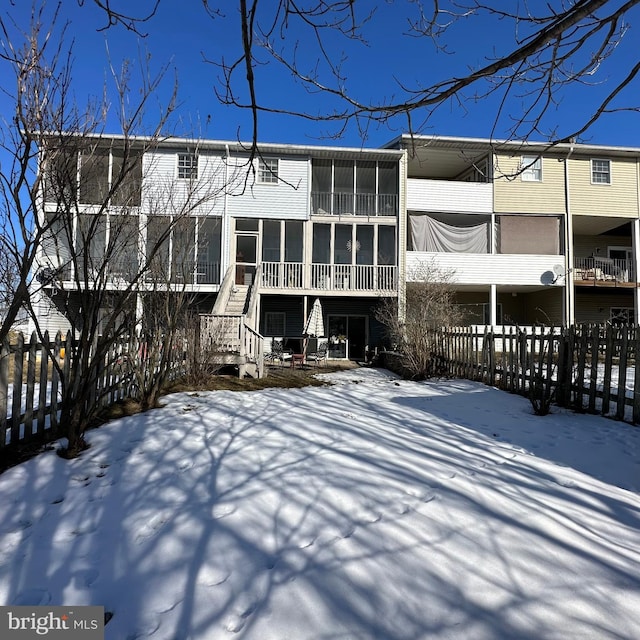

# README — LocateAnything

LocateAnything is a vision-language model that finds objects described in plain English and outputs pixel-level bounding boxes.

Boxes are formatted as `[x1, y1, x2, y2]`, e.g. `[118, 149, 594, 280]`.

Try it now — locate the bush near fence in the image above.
[0, 331, 187, 457]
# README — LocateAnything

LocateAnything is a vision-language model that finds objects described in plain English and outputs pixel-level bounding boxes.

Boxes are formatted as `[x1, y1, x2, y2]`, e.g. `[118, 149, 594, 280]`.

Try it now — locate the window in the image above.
[521, 156, 542, 182]
[591, 159, 611, 184]
[258, 158, 279, 183]
[611, 308, 633, 325]
[177, 152, 198, 180]
[265, 312, 285, 336]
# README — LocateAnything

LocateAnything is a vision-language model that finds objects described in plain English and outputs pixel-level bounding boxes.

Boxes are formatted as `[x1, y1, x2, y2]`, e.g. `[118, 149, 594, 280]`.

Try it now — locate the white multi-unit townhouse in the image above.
[32, 137, 404, 362]
[31, 133, 640, 368]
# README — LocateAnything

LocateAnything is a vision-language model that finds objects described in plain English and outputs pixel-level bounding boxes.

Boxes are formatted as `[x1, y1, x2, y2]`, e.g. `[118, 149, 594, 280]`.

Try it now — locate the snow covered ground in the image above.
[0, 367, 639, 639]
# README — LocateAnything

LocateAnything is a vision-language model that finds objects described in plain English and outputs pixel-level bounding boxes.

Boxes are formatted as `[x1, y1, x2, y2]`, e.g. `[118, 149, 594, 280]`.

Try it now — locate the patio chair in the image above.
[265, 339, 291, 366]
[306, 341, 328, 367]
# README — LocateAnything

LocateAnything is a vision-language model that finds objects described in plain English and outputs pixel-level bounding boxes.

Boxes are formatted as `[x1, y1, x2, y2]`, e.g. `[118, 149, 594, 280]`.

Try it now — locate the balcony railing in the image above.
[260, 262, 397, 292]
[574, 257, 635, 284]
[45, 260, 222, 286]
[312, 191, 398, 216]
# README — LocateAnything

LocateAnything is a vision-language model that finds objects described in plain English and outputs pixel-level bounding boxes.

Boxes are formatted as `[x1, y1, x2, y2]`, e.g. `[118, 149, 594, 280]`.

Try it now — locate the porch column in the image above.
[489, 284, 497, 327]
[135, 293, 144, 334]
[633, 219, 640, 323]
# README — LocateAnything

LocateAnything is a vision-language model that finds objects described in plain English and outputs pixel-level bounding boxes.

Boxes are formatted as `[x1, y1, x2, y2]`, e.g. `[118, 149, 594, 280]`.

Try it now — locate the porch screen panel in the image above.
[312, 223, 331, 263]
[147, 216, 171, 278]
[335, 224, 352, 264]
[409, 214, 489, 253]
[285, 221, 303, 262]
[111, 148, 143, 206]
[79, 149, 109, 205]
[197, 217, 222, 283]
[263, 220, 281, 261]
[45, 150, 77, 203]
[378, 226, 396, 265]
[110, 215, 139, 279]
[356, 226, 374, 264]
[498, 215, 560, 255]
[172, 217, 197, 281]
[76, 214, 106, 269]
[43, 212, 72, 275]
[334, 160, 354, 214]
[312, 159, 332, 214]
[356, 161, 376, 215]
[378, 162, 399, 215]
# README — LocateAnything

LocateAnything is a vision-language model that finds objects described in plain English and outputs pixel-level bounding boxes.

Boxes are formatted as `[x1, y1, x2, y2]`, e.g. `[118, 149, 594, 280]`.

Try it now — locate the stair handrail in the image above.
[245, 263, 263, 331]
[211, 265, 236, 315]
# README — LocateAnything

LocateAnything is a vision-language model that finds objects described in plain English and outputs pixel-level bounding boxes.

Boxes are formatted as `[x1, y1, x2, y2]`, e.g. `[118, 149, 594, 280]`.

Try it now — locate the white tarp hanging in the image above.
[410, 215, 490, 253]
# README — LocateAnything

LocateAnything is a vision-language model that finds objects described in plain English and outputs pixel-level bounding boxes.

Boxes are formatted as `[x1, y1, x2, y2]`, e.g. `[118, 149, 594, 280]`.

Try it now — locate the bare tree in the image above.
[127, 163, 226, 411]
[87, 0, 640, 147]
[376, 260, 462, 379]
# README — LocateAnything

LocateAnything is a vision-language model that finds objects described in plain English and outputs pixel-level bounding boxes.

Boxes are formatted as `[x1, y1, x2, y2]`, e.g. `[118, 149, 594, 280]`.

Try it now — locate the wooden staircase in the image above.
[199, 268, 265, 378]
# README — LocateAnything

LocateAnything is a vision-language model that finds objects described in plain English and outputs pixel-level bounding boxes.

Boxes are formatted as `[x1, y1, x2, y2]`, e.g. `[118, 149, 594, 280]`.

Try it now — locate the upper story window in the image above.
[591, 159, 611, 184]
[177, 152, 198, 180]
[258, 157, 279, 184]
[521, 156, 542, 182]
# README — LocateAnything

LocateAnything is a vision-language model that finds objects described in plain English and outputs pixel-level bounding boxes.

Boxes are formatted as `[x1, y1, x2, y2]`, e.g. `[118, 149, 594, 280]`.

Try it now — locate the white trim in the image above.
[258, 157, 279, 184]
[521, 155, 542, 182]
[590, 158, 611, 185]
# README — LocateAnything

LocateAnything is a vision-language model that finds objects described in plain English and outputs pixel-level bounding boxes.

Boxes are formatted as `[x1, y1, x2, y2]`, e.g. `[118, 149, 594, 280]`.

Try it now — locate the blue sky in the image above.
[2, 1, 640, 149]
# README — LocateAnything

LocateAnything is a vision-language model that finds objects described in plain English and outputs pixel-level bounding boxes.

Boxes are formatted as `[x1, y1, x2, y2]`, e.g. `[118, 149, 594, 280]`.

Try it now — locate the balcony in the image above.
[260, 262, 397, 293]
[407, 178, 493, 214]
[407, 252, 565, 287]
[311, 192, 398, 216]
[43, 261, 222, 288]
[573, 257, 636, 288]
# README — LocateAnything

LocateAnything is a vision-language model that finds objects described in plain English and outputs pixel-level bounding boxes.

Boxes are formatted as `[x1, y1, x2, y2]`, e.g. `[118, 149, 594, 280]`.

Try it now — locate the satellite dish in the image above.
[553, 264, 565, 277]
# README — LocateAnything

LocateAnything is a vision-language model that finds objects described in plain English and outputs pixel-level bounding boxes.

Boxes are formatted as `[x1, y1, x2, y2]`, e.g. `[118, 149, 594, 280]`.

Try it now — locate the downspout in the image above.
[563, 149, 575, 326]
[222, 144, 231, 276]
[398, 150, 408, 324]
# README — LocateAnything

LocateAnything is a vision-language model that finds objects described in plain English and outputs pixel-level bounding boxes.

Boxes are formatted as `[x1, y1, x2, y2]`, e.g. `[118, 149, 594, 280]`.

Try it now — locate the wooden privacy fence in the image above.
[1, 330, 188, 452]
[438, 324, 640, 424]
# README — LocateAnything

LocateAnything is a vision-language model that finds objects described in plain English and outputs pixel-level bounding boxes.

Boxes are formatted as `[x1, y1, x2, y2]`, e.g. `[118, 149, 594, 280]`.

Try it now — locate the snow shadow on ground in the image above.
[0, 372, 639, 639]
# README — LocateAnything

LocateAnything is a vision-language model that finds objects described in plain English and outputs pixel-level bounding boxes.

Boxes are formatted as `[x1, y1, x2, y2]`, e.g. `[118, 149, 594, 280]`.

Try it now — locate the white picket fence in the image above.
[0, 331, 186, 452]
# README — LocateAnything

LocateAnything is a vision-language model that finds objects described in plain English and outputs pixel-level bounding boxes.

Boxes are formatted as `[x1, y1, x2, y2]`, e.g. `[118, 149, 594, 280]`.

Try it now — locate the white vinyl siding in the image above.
[407, 252, 564, 287]
[407, 179, 493, 213]
[227, 155, 309, 219]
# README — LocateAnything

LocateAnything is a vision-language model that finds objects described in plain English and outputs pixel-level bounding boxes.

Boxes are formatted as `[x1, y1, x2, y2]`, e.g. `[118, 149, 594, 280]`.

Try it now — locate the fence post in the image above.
[601, 324, 615, 417]
[556, 327, 571, 407]
[588, 325, 600, 413]
[574, 324, 588, 412]
[10, 333, 24, 446]
[37, 331, 50, 436]
[616, 327, 629, 421]
[0, 336, 9, 448]
[49, 332, 62, 432]
[633, 326, 640, 424]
